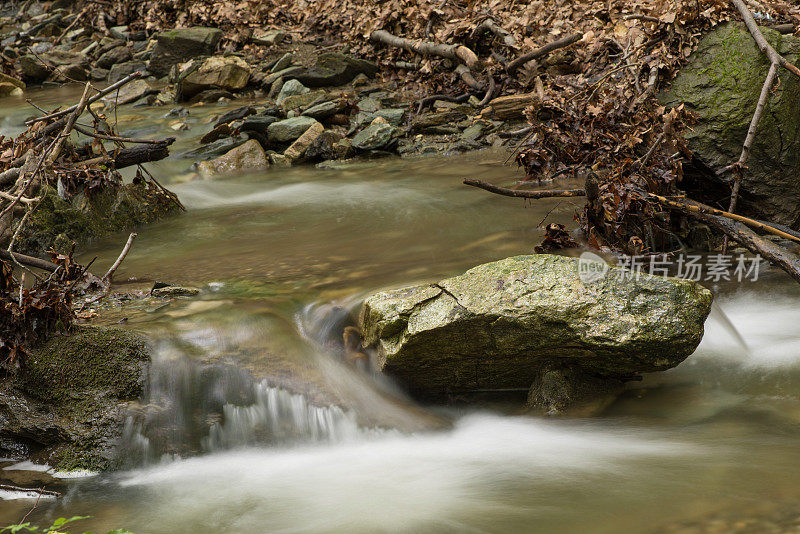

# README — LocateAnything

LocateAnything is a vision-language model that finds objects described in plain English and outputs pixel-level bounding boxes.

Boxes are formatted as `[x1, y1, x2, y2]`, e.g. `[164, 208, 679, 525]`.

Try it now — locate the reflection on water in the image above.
[2, 92, 800, 533]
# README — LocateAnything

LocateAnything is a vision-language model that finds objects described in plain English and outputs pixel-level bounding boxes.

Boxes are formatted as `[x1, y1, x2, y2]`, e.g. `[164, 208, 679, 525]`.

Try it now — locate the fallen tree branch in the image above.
[416, 93, 470, 114]
[463, 178, 586, 198]
[507, 33, 583, 74]
[0, 484, 60, 497]
[649, 193, 800, 245]
[732, 0, 800, 78]
[454, 64, 485, 91]
[24, 71, 144, 125]
[370, 29, 479, 69]
[72, 125, 174, 145]
[112, 138, 174, 169]
[683, 208, 800, 284]
[102, 232, 136, 284]
[47, 82, 91, 165]
[470, 18, 516, 47]
[0, 249, 59, 272]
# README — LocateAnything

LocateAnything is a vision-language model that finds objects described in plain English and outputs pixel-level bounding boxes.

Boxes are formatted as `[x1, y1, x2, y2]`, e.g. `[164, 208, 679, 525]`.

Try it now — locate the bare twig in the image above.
[731, 0, 800, 78]
[25, 71, 144, 125]
[470, 18, 516, 47]
[463, 178, 586, 198]
[0, 484, 60, 497]
[102, 232, 137, 284]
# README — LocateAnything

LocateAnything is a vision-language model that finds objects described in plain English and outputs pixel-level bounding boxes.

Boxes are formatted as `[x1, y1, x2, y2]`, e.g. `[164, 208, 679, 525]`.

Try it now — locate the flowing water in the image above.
[3, 89, 800, 533]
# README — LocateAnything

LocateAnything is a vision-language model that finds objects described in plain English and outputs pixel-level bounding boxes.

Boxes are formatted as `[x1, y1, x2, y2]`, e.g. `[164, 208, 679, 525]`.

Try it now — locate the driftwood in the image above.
[463, 178, 586, 198]
[507, 33, 583, 74]
[370, 30, 479, 69]
[480, 92, 539, 120]
[102, 232, 137, 283]
[112, 138, 175, 169]
[0, 484, 60, 497]
[0, 249, 59, 272]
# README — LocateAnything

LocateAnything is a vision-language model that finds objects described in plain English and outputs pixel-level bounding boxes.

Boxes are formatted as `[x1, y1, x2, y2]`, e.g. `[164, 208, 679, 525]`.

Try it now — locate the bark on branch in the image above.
[370, 30, 479, 69]
[507, 33, 583, 74]
[463, 178, 586, 198]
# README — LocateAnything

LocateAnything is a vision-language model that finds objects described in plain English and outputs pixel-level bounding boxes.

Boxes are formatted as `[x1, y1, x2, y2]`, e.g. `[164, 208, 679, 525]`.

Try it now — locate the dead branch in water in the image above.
[463, 178, 586, 199]
[102, 232, 137, 284]
[0, 484, 60, 497]
[0, 249, 60, 272]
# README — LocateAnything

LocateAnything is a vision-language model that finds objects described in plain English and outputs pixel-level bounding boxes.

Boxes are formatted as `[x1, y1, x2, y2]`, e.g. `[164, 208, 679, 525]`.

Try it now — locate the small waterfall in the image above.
[203, 381, 364, 451]
[119, 353, 374, 466]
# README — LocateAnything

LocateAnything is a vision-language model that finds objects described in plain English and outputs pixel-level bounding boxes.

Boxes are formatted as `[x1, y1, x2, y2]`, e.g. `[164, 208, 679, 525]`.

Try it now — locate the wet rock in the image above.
[0, 83, 23, 97]
[188, 88, 235, 103]
[461, 123, 484, 141]
[276, 79, 309, 105]
[149, 27, 223, 77]
[52, 63, 88, 82]
[151, 286, 201, 297]
[0, 72, 25, 90]
[284, 121, 324, 162]
[214, 105, 256, 127]
[17, 54, 50, 82]
[184, 136, 247, 159]
[178, 55, 251, 101]
[96, 45, 132, 69]
[197, 139, 268, 177]
[305, 130, 345, 162]
[360, 254, 713, 407]
[90, 68, 110, 81]
[526, 363, 626, 416]
[104, 78, 157, 105]
[200, 123, 233, 144]
[267, 116, 319, 143]
[660, 23, 800, 228]
[107, 60, 147, 83]
[302, 99, 344, 120]
[271, 52, 295, 73]
[262, 66, 303, 88]
[0, 327, 150, 470]
[292, 52, 379, 87]
[269, 153, 292, 167]
[352, 119, 397, 151]
[241, 115, 279, 135]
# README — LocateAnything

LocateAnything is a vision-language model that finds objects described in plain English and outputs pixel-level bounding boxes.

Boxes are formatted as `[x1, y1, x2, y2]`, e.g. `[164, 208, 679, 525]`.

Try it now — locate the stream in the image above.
[3, 88, 800, 533]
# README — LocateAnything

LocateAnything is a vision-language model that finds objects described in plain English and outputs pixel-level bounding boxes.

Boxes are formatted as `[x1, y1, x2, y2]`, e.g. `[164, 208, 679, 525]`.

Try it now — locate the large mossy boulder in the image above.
[360, 255, 712, 410]
[0, 327, 150, 470]
[16, 181, 179, 256]
[148, 27, 223, 77]
[660, 23, 800, 228]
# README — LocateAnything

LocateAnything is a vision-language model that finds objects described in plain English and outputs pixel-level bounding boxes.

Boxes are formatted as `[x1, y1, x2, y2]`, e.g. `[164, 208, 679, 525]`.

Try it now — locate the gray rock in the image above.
[91, 68, 110, 81]
[177, 56, 251, 101]
[305, 130, 345, 161]
[184, 136, 248, 159]
[107, 60, 147, 83]
[96, 45, 132, 70]
[241, 115, 279, 135]
[302, 100, 342, 119]
[104, 78, 157, 105]
[148, 27, 223, 77]
[373, 108, 405, 126]
[660, 23, 800, 228]
[0, 327, 150, 470]
[352, 121, 397, 151]
[292, 53, 379, 87]
[267, 116, 319, 143]
[253, 29, 288, 46]
[271, 52, 295, 73]
[360, 254, 712, 402]
[18, 55, 49, 82]
[197, 139, 268, 177]
[357, 97, 381, 113]
[276, 79, 310, 105]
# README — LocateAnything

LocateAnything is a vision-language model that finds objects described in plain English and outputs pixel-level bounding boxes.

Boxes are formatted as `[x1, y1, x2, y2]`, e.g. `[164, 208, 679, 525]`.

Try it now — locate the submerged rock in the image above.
[0, 327, 150, 470]
[661, 23, 800, 228]
[360, 254, 712, 411]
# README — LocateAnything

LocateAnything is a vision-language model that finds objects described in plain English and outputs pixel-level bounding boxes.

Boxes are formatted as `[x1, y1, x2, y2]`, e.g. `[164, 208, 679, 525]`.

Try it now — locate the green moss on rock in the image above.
[660, 23, 800, 227]
[17, 181, 179, 255]
[360, 254, 713, 397]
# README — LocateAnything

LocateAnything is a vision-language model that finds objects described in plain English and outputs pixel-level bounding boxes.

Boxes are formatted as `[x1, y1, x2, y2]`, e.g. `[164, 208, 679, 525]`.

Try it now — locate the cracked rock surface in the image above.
[360, 254, 713, 398]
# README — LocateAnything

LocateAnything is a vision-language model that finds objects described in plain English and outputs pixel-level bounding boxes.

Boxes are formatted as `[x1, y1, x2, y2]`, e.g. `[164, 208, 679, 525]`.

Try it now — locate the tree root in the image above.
[507, 33, 583, 74]
[370, 29, 479, 69]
